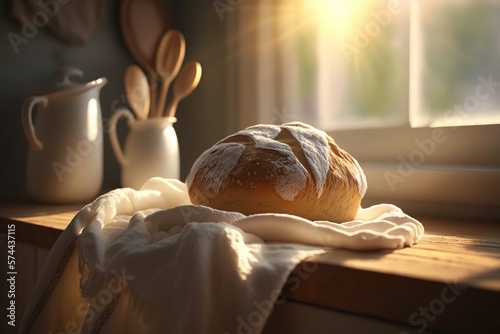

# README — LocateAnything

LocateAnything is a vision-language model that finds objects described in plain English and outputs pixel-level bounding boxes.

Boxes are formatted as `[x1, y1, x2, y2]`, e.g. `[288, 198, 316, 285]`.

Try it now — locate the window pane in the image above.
[411, 0, 500, 127]
[289, 0, 410, 130]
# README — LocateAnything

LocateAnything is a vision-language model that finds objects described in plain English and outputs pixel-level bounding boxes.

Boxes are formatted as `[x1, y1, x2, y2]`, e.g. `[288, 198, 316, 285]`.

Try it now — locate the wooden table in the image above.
[0, 202, 81, 248]
[1, 203, 499, 333]
[285, 218, 500, 333]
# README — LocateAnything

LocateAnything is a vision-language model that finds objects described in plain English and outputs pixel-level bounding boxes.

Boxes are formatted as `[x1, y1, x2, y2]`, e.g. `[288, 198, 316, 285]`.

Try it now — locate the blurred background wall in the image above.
[0, 0, 230, 200]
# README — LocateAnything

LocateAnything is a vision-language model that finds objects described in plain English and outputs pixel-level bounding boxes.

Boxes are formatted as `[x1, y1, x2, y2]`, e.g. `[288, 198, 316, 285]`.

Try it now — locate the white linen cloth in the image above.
[20, 178, 424, 334]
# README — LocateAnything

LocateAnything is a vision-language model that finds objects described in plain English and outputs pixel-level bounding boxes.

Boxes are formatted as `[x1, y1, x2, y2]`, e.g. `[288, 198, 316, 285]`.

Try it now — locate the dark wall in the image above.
[0, 0, 230, 200]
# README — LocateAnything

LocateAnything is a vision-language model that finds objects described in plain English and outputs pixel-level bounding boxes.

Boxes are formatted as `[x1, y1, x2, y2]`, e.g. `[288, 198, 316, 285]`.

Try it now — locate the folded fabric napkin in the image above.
[20, 178, 424, 334]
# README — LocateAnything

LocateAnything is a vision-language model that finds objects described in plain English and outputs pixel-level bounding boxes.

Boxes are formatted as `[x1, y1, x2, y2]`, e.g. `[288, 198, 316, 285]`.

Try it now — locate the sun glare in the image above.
[302, 0, 370, 39]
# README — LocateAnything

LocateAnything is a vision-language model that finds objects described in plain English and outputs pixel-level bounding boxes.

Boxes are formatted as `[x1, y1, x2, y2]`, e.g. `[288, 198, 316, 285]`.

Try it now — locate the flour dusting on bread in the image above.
[352, 158, 367, 197]
[283, 122, 329, 198]
[186, 142, 246, 195]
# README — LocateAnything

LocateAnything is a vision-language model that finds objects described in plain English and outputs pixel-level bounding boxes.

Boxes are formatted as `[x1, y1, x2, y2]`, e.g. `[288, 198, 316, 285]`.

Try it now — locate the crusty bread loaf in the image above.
[186, 122, 367, 222]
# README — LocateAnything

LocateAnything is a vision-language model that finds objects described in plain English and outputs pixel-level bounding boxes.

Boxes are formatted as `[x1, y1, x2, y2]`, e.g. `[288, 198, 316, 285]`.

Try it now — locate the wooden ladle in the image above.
[125, 65, 150, 120]
[164, 60, 202, 118]
[120, 0, 170, 116]
[154, 30, 185, 118]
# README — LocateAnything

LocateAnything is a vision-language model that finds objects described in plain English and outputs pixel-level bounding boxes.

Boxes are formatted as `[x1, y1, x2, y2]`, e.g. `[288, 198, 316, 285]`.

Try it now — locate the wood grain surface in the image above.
[284, 217, 500, 334]
[1, 204, 499, 333]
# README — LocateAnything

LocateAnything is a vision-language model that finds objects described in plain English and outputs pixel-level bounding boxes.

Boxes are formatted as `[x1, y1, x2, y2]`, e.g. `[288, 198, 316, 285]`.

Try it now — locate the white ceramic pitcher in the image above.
[109, 108, 180, 189]
[21, 66, 107, 203]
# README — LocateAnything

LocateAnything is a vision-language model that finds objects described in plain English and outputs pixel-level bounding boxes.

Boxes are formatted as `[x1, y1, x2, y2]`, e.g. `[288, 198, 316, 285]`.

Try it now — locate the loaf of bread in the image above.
[186, 122, 367, 222]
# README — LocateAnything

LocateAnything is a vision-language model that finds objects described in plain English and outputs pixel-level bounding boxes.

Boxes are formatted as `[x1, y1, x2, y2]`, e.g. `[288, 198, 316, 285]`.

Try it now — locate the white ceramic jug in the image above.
[109, 108, 180, 189]
[21, 66, 107, 203]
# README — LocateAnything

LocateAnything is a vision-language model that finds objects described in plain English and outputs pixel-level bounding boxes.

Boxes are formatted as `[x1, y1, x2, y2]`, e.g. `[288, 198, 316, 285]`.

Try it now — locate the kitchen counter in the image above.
[284, 217, 500, 333]
[1, 202, 499, 333]
[0, 202, 81, 248]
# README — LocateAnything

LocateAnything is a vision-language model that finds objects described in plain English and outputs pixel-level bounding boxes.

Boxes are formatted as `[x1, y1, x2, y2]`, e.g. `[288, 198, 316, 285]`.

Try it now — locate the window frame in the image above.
[225, 0, 500, 221]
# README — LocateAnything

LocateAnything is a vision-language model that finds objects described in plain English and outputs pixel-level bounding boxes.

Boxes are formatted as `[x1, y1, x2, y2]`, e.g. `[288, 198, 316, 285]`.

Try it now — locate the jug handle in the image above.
[109, 108, 136, 167]
[21, 96, 48, 151]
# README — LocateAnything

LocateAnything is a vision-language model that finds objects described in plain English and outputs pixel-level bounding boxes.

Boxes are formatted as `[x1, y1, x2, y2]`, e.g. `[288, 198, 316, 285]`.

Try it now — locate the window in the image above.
[226, 0, 500, 220]
[412, 0, 500, 127]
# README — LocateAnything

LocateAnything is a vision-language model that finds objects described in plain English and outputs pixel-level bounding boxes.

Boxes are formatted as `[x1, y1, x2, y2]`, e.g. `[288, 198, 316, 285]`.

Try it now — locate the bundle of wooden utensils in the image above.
[124, 30, 202, 120]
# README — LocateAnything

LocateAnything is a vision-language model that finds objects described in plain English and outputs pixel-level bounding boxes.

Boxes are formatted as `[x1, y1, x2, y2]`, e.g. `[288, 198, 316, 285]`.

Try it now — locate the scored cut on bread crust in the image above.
[186, 122, 367, 222]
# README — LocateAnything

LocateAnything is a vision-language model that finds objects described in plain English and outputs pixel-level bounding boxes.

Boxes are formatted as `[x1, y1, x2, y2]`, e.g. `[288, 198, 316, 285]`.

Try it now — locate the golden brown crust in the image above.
[187, 123, 365, 222]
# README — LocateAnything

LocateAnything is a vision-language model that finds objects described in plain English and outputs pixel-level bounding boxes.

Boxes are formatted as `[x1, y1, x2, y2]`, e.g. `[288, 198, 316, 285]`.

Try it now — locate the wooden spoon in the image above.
[125, 65, 150, 120]
[154, 30, 186, 118]
[164, 61, 202, 118]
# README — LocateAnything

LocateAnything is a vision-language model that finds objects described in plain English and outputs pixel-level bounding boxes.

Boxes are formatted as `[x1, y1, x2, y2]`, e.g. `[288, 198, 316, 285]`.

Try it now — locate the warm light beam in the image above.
[302, 0, 370, 40]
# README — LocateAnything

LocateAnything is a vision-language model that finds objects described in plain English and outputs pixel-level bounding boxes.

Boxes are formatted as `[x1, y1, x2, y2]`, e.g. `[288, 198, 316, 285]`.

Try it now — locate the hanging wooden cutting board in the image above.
[120, 0, 171, 72]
